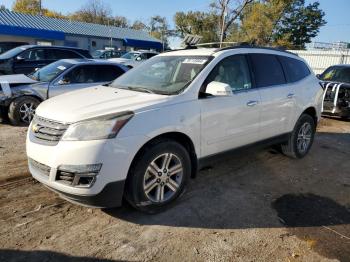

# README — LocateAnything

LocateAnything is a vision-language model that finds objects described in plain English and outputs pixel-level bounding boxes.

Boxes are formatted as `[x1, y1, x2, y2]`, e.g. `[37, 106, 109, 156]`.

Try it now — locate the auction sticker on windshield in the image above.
[182, 58, 208, 65]
[57, 66, 66, 71]
[0, 81, 11, 97]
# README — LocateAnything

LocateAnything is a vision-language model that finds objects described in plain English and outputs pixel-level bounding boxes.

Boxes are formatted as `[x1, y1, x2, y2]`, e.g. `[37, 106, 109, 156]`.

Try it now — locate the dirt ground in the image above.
[0, 117, 349, 262]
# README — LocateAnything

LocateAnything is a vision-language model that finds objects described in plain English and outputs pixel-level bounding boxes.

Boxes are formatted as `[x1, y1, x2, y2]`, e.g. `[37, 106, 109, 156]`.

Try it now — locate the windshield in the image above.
[0, 46, 28, 59]
[320, 67, 350, 83]
[110, 55, 211, 95]
[120, 52, 140, 60]
[29, 60, 73, 82]
[92, 50, 104, 58]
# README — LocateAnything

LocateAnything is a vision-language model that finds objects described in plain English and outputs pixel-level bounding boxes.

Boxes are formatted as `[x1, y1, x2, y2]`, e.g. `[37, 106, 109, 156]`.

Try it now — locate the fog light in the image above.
[56, 164, 102, 188]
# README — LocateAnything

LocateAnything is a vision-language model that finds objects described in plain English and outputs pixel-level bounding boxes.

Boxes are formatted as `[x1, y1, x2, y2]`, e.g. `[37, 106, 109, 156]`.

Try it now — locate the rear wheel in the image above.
[8, 96, 40, 126]
[281, 114, 316, 159]
[125, 140, 191, 213]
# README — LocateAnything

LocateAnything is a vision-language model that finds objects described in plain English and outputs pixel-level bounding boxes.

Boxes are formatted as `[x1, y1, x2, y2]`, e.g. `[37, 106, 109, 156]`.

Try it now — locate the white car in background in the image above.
[109, 50, 158, 68]
[26, 45, 323, 213]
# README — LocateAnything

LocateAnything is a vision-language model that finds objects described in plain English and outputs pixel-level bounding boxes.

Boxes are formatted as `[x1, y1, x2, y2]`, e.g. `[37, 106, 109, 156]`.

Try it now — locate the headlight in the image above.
[61, 111, 134, 141]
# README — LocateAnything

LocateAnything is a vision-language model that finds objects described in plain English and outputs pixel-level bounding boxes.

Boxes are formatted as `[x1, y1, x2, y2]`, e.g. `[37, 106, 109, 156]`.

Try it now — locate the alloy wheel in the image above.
[297, 122, 312, 154]
[19, 102, 36, 123]
[143, 153, 183, 203]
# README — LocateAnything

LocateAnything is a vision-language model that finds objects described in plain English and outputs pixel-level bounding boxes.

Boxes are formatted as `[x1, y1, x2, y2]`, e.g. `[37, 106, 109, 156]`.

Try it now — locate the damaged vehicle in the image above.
[0, 59, 128, 125]
[318, 65, 350, 119]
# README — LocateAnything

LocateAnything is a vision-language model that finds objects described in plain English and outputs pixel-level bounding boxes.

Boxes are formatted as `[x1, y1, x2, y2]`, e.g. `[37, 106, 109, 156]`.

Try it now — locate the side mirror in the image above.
[16, 56, 25, 61]
[136, 57, 142, 61]
[34, 68, 40, 72]
[205, 81, 232, 97]
[58, 78, 69, 85]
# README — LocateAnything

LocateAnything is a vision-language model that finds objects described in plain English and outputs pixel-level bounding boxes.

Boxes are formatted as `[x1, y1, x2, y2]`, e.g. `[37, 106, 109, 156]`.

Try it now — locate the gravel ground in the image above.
[0, 117, 349, 262]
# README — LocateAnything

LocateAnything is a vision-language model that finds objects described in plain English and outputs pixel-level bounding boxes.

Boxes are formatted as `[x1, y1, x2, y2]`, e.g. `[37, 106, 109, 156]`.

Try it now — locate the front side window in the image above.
[250, 54, 286, 87]
[110, 55, 211, 95]
[62, 65, 97, 84]
[20, 49, 45, 61]
[205, 55, 252, 92]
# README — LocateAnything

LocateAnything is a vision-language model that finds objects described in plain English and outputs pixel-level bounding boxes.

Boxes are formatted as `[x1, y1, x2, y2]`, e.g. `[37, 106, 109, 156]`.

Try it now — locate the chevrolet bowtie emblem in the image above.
[32, 124, 40, 133]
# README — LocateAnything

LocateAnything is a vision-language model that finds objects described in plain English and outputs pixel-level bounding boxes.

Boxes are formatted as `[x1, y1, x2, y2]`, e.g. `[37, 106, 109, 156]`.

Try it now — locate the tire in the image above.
[8, 96, 40, 126]
[125, 139, 191, 213]
[281, 114, 316, 159]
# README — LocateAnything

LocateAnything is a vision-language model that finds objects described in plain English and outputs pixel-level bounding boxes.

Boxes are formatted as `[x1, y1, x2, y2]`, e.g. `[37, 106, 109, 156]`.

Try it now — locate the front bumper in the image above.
[26, 128, 148, 208]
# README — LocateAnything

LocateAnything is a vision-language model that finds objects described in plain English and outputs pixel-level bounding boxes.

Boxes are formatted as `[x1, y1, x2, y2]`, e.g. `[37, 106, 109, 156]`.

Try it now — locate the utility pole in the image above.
[38, 0, 42, 16]
[220, 0, 228, 47]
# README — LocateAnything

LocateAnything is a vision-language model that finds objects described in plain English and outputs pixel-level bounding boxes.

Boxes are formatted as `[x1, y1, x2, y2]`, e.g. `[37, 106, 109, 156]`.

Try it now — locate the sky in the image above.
[2, 0, 350, 48]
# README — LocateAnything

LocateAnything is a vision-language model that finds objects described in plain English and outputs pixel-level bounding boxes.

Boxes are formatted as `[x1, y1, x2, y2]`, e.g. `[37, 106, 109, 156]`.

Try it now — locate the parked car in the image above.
[317, 65, 350, 119]
[0, 45, 92, 75]
[26, 46, 323, 212]
[109, 50, 158, 68]
[0, 59, 128, 125]
[92, 49, 126, 59]
[0, 42, 29, 55]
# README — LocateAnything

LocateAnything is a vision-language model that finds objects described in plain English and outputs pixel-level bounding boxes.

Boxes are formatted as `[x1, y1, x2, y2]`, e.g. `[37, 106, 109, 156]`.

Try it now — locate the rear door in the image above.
[200, 54, 261, 157]
[249, 53, 294, 139]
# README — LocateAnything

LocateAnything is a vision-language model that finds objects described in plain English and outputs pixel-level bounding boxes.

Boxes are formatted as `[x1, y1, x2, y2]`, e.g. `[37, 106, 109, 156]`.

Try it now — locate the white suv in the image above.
[26, 46, 323, 212]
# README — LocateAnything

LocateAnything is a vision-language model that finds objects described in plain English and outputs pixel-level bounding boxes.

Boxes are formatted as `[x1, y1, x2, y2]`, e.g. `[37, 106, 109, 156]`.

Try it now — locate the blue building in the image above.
[0, 10, 162, 52]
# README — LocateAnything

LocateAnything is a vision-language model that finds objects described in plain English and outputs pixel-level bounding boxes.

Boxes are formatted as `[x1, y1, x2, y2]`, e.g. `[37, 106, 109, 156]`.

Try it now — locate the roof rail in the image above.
[215, 44, 299, 56]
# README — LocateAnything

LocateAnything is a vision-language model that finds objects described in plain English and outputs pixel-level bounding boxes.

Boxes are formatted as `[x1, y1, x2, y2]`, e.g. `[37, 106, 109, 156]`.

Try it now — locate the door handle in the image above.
[287, 93, 295, 99]
[246, 100, 259, 107]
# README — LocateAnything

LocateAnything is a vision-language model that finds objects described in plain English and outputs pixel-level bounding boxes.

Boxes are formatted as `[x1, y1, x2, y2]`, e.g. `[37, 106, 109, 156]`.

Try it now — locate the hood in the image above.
[36, 85, 168, 123]
[0, 74, 38, 86]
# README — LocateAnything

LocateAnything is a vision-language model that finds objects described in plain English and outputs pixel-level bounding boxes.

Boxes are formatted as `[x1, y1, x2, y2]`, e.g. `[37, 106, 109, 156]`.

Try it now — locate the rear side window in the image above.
[250, 54, 286, 87]
[279, 56, 310, 83]
[53, 49, 82, 59]
[95, 65, 125, 82]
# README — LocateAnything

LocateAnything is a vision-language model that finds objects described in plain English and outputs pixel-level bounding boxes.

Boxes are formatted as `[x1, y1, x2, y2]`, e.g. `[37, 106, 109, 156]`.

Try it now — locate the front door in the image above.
[200, 54, 261, 157]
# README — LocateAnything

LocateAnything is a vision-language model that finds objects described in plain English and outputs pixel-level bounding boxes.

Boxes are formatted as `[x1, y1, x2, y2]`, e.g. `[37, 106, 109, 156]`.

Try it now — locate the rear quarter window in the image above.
[250, 54, 286, 88]
[279, 56, 311, 83]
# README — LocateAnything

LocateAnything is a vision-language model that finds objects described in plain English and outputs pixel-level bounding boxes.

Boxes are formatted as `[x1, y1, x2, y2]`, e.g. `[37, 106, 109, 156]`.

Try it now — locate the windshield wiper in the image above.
[125, 86, 155, 94]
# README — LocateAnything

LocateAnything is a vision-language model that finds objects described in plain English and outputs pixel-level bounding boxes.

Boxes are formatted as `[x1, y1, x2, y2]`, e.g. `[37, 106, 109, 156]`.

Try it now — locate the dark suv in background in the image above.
[0, 42, 29, 55]
[0, 45, 92, 75]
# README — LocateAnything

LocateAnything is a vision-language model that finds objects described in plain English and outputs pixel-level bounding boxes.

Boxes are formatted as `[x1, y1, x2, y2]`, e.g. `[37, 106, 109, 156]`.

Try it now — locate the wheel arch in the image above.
[302, 106, 318, 126]
[127, 132, 198, 180]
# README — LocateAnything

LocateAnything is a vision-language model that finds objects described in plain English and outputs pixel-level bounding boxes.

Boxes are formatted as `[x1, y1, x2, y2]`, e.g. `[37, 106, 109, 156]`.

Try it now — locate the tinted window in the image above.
[95, 65, 125, 82]
[206, 55, 252, 92]
[63, 65, 97, 84]
[52, 49, 82, 59]
[20, 49, 45, 61]
[146, 53, 157, 59]
[250, 54, 286, 87]
[279, 56, 310, 83]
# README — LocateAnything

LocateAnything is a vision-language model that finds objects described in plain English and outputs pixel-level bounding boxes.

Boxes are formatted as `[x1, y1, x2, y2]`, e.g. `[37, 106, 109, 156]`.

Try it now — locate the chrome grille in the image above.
[30, 115, 69, 146]
[28, 158, 51, 177]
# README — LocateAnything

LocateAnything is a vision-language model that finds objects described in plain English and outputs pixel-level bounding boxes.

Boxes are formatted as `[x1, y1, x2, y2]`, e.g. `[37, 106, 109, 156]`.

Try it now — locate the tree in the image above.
[131, 20, 148, 31]
[149, 16, 170, 49]
[210, 0, 254, 42]
[12, 0, 40, 15]
[238, 0, 293, 45]
[112, 16, 129, 28]
[70, 0, 112, 24]
[274, 0, 326, 49]
[174, 11, 219, 43]
[12, 0, 65, 18]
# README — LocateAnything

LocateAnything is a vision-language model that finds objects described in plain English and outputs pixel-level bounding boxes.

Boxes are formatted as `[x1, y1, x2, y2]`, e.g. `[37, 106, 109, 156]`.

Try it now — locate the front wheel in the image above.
[8, 96, 40, 126]
[281, 114, 316, 159]
[125, 140, 191, 213]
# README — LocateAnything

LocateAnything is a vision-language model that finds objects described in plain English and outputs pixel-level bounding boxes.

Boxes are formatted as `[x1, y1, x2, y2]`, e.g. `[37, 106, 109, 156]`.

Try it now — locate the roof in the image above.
[0, 10, 160, 43]
[17, 44, 89, 51]
[60, 58, 128, 66]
